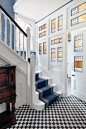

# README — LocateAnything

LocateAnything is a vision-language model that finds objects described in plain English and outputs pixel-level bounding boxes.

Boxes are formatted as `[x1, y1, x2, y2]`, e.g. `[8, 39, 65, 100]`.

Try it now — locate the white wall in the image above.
[0, 58, 9, 65]
[36, 0, 84, 97]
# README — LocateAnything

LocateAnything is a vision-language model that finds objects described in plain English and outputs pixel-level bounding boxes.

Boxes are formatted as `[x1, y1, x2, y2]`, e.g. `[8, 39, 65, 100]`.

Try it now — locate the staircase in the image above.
[35, 72, 62, 109]
[0, 5, 31, 110]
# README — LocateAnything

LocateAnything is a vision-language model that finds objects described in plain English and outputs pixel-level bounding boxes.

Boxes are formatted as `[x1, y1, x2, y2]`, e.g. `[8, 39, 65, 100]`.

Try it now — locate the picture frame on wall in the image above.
[43, 42, 47, 54]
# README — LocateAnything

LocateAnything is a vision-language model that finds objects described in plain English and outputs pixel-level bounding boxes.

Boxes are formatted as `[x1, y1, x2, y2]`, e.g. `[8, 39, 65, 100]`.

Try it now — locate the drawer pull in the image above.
[11, 82, 13, 86]
[11, 69, 13, 74]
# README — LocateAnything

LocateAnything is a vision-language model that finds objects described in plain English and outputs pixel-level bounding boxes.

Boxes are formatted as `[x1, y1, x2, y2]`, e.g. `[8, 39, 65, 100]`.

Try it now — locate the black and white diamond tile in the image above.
[7, 78, 86, 129]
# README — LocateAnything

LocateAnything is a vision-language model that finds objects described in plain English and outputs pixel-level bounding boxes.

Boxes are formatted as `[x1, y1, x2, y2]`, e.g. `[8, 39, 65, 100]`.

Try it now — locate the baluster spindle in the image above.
[0, 9, 2, 40]
[5, 14, 7, 44]
[19, 30, 20, 56]
[10, 20, 12, 48]
[15, 26, 16, 52]
[23, 35, 24, 59]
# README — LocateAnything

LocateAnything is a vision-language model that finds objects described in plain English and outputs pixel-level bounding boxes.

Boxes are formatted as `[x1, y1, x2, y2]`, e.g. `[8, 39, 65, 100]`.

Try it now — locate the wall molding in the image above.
[36, 0, 73, 24]
[13, 0, 23, 12]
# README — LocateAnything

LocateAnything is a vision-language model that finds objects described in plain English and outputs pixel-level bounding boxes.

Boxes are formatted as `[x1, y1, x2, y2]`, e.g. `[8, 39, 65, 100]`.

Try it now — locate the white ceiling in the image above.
[14, 0, 69, 21]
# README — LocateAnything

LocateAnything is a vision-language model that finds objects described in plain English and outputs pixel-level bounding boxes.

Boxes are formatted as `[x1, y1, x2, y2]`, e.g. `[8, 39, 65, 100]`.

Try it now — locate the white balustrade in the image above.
[23, 35, 24, 59]
[19, 30, 20, 56]
[0, 7, 28, 61]
[14, 25, 16, 52]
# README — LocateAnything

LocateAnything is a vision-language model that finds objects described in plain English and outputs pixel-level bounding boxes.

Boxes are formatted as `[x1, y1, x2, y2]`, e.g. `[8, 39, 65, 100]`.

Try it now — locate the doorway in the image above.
[67, 28, 86, 102]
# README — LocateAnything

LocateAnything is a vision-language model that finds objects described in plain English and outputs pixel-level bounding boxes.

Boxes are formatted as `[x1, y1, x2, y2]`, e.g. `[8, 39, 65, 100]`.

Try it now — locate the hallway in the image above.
[7, 79, 86, 129]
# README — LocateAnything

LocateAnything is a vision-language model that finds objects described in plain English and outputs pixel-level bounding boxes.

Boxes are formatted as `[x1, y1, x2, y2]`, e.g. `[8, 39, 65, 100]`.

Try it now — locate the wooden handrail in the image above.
[0, 5, 27, 37]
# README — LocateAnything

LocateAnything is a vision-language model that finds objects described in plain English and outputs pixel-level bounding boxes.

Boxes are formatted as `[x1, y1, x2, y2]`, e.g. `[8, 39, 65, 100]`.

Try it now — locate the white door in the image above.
[71, 28, 86, 102]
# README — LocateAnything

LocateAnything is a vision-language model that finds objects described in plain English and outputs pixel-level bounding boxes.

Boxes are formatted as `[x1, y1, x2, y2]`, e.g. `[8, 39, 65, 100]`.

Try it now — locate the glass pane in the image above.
[78, 14, 86, 23]
[58, 20, 63, 27]
[74, 56, 83, 72]
[71, 3, 86, 16]
[51, 18, 56, 33]
[39, 43, 42, 55]
[39, 24, 47, 31]
[55, 39, 59, 44]
[43, 42, 47, 54]
[51, 37, 63, 45]
[74, 34, 83, 52]
[51, 48, 55, 61]
[58, 15, 63, 31]
[39, 31, 46, 38]
[78, 3, 86, 13]
[57, 47, 63, 62]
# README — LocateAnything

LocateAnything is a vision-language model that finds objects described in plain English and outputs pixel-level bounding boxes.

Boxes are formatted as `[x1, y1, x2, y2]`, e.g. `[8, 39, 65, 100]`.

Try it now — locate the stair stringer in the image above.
[36, 64, 65, 97]
[0, 40, 27, 74]
[33, 90, 45, 110]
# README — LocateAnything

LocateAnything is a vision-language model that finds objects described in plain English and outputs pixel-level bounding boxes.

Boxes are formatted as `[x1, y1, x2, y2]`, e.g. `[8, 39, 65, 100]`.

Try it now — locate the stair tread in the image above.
[44, 93, 57, 101]
[35, 73, 39, 75]
[36, 78, 47, 83]
[38, 85, 52, 91]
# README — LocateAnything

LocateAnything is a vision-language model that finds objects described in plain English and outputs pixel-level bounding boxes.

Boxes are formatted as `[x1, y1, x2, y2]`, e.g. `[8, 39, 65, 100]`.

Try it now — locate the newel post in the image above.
[26, 27, 31, 105]
[30, 53, 36, 109]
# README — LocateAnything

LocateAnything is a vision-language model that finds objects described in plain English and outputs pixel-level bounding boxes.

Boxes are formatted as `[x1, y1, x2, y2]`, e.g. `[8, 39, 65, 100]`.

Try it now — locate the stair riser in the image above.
[37, 87, 54, 100]
[46, 96, 59, 108]
[35, 74, 39, 81]
[36, 80, 48, 89]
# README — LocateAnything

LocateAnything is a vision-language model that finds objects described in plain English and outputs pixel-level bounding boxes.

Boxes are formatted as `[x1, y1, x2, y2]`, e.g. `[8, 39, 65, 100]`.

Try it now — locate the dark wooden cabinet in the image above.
[0, 66, 16, 129]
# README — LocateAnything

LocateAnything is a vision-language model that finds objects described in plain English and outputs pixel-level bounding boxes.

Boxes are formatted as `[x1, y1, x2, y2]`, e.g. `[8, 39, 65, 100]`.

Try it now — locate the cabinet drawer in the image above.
[0, 91, 11, 100]
[0, 69, 8, 74]
[0, 85, 10, 91]
[0, 73, 9, 86]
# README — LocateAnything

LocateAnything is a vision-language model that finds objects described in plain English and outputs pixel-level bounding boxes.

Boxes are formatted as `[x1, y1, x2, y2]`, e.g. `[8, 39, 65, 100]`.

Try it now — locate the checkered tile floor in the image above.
[7, 78, 86, 129]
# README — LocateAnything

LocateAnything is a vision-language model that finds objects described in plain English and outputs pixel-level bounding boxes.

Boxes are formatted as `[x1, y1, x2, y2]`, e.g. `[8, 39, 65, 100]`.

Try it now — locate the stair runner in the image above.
[35, 73, 59, 108]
